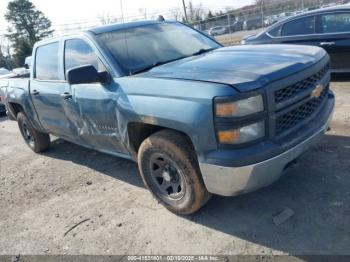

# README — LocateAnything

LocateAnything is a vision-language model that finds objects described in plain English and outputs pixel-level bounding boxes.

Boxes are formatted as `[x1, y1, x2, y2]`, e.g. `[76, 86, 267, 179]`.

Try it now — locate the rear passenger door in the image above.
[316, 12, 350, 72]
[31, 41, 75, 139]
[62, 38, 127, 154]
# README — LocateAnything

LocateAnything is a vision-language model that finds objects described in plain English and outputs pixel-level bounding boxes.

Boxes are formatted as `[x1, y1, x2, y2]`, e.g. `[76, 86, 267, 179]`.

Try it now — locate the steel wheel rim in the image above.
[21, 122, 34, 147]
[149, 153, 186, 200]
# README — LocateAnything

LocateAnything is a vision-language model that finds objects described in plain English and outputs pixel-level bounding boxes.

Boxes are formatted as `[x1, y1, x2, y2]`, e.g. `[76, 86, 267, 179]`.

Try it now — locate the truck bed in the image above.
[0, 77, 31, 119]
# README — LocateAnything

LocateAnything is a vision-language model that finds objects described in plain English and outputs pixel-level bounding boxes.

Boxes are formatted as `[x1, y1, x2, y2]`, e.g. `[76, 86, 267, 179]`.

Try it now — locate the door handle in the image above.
[320, 42, 335, 46]
[32, 90, 40, 95]
[60, 92, 72, 100]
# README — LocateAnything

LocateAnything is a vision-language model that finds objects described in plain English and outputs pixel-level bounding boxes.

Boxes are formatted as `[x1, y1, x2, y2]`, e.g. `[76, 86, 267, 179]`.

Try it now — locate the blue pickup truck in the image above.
[0, 20, 334, 214]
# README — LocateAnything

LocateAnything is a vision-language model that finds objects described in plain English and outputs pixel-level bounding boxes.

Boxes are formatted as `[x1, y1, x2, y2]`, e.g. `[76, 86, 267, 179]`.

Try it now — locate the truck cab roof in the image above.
[88, 20, 168, 35]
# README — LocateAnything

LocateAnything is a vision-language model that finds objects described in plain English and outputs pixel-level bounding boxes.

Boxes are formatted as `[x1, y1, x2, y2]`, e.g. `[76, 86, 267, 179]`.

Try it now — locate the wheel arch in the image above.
[7, 102, 24, 119]
[126, 121, 197, 160]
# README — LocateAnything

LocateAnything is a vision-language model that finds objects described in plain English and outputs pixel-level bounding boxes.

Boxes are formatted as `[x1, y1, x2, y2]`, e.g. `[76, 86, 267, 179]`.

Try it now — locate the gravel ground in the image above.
[214, 29, 262, 46]
[0, 81, 349, 256]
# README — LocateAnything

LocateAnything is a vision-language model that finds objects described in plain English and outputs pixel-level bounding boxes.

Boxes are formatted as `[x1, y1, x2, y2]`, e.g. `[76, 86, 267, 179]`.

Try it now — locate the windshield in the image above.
[98, 22, 221, 75]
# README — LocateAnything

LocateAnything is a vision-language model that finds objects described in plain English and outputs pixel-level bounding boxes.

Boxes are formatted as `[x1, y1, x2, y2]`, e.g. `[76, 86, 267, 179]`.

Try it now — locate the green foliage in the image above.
[5, 0, 53, 67]
[0, 50, 7, 68]
[11, 37, 32, 68]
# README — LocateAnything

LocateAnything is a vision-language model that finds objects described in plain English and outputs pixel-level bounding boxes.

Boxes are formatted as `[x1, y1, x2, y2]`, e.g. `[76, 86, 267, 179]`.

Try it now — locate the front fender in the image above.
[115, 77, 236, 161]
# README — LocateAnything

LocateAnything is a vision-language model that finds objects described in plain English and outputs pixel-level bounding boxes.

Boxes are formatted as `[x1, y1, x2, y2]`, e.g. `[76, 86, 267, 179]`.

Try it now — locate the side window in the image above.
[321, 12, 350, 33]
[35, 42, 60, 80]
[268, 25, 282, 37]
[282, 16, 315, 36]
[64, 39, 104, 77]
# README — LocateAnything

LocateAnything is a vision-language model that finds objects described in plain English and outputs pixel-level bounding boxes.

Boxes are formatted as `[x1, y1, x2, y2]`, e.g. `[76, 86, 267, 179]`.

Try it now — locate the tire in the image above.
[17, 112, 50, 153]
[138, 129, 211, 215]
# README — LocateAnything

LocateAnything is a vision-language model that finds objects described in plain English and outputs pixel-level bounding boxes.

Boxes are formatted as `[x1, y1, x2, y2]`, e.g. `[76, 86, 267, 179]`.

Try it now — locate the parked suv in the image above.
[243, 16, 262, 30]
[0, 21, 334, 214]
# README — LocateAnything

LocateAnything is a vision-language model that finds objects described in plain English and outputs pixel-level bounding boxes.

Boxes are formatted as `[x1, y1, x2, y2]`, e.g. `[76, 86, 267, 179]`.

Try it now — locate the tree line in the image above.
[0, 0, 53, 70]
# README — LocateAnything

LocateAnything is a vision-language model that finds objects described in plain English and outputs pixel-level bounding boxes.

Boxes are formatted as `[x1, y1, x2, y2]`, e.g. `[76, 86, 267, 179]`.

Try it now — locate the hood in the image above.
[142, 45, 327, 92]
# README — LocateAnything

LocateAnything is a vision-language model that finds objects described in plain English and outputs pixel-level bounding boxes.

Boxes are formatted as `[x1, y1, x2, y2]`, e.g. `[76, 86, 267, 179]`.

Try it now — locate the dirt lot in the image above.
[215, 29, 262, 46]
[0, 80, 349, 256]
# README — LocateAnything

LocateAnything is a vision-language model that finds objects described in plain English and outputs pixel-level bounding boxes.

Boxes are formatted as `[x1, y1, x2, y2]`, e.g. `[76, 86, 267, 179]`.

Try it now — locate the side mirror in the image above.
[24, 63, 29, 69]
[67, 64, 110, 85]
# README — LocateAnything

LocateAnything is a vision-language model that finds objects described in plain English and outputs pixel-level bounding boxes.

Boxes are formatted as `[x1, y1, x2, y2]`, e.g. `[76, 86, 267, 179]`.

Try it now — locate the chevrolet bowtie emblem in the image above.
[311, 83, 323, 99]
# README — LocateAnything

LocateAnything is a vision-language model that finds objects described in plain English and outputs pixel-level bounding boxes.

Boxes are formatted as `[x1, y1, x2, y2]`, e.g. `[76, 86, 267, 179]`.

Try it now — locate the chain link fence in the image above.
[189, 0, 350, 38]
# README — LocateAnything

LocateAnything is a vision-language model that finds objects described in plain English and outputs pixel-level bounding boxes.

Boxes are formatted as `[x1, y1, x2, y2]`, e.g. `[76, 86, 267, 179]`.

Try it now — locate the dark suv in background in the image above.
[243, 16, 263, 30]
[243, 5, 350, 73]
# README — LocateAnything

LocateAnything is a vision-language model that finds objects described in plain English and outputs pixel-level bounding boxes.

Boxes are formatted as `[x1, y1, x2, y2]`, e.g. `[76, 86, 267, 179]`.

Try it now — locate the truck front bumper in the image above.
[199, 96, 334, 197]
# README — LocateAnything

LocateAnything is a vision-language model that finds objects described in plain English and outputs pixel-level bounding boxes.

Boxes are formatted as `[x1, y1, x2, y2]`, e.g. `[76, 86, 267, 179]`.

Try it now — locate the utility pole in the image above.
[302, 0, 305, 10]
[182, 0, 188, 22]
[261, 0, 264, 28]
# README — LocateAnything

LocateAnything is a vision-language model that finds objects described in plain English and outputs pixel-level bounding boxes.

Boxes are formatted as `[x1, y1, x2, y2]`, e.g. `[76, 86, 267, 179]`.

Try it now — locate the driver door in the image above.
[61, 37, 127, 154]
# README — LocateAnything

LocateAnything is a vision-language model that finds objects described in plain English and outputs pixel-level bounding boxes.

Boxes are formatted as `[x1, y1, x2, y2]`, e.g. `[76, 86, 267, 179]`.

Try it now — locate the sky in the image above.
[0, 0, 254, 34]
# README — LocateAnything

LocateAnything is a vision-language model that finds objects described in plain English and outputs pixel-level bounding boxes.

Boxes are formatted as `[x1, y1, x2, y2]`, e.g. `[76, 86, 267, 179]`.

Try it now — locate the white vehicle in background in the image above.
[208, 26, 228, 36]
[0, 68, 14, 80]
[264, 15, 279, 26]
[321, 3, 337, 9]
[0, 68, 10, 76]
[264, 12, 294, 27]
[0, 68, 8, 113]
[12, 67, 30, 77]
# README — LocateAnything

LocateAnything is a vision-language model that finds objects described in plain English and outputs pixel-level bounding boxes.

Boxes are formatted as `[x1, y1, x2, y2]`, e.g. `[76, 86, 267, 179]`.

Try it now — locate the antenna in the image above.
[120, 0, 125, 24]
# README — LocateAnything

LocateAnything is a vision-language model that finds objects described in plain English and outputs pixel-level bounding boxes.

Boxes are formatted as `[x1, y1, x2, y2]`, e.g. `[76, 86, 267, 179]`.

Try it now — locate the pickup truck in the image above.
[0, 20, 335, 214]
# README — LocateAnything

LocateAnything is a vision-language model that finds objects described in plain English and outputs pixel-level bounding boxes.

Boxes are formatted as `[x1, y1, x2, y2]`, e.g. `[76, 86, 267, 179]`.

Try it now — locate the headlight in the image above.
[217, 121, 265, 144]
[215, 95, 264, 118]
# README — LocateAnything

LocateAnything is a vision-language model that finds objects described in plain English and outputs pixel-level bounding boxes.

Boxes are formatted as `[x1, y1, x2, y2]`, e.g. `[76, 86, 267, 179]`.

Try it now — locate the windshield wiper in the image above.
[132, 48, 216, 75]
[190, 48, 216, 56]
[132, 56, 187, 74]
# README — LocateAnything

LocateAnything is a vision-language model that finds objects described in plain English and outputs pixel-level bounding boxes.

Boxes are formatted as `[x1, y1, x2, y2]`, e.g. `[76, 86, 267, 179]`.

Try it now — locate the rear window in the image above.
[35, 42, 60, 80]
[320, 12, 350, 33]
[282, 16, 316, 36]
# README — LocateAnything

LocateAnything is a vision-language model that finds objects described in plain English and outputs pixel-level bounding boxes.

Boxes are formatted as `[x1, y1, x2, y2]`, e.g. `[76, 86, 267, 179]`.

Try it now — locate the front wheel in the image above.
[17, 112, 50, 153]
[138, 130, 211, 215]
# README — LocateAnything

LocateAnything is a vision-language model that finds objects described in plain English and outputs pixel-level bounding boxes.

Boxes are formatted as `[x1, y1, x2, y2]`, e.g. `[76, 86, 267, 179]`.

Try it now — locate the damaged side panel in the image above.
[64, 82, 129, 155]
[114, 77, 236, 161]
[0, 79, 43, 131]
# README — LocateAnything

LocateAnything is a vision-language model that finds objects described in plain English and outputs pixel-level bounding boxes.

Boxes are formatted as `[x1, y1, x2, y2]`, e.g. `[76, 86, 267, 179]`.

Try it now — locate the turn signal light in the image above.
[217, 121, 265, 144]
[215, 102, 237, 117]
[218, 130, 240, 144]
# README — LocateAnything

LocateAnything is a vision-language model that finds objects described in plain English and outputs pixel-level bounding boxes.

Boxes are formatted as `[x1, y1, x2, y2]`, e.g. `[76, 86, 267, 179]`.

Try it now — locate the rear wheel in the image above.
[17, 112, 50, 153]
[138, 130, 211, 215]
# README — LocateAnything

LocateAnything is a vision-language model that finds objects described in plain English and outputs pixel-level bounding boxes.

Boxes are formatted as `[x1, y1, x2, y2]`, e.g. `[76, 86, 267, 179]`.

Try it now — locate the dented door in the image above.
[62, 38, 128, 154]
[65, 82, 127, 154]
